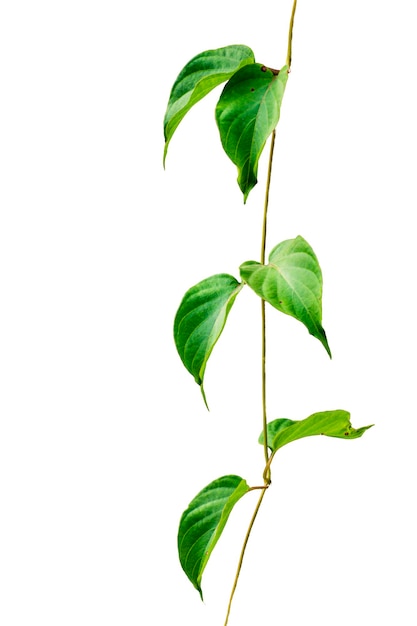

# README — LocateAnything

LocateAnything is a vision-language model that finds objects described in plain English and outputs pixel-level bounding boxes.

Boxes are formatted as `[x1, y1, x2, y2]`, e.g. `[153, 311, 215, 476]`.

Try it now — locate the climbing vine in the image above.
[163, 1, 373, 623]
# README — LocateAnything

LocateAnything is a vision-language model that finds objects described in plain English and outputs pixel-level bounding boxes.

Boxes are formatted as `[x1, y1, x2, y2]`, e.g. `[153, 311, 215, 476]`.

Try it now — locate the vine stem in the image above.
[286, 0, 298, 68]
[223, 486, 268, 626]
[222, 4, 298, 624]
[261, 129, 276, 474]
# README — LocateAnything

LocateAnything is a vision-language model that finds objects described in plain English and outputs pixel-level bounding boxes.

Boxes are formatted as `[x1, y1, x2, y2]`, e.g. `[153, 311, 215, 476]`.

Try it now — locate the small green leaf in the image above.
[178, 475, 250, 599]
[240, 235, 331, 356]
[259, 410, 374, 453]
[163, 45, 255, 163]
[174, 274, 243, 405]
[215, 63, 288, 201]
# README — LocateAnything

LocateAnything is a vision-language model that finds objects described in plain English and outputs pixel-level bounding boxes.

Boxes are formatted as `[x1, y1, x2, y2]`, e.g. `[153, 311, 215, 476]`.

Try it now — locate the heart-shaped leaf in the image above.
[163, 45, 255, 163]
[215, 63, 288, 201]
[178, 475, 250, 599]
[174, 274, 243, 405]
[259, 410, 374, 453]
[240, 235, 331, 356]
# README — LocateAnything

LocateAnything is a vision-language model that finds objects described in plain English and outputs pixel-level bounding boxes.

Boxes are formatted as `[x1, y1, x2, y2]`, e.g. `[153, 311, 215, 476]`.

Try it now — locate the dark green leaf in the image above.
[240, 235, 331, 356]
[178, 475, 250, 599]
[163, 45, 255, 163]
[174, 274, 243, 405]
[215, 63, 288, 201]
[259, 410, 374, 452]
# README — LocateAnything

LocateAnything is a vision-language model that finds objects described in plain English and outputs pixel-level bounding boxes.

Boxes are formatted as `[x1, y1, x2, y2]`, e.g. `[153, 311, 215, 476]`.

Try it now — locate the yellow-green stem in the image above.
[286, 0, 298, 68]
[222, 4, 298, 624]
[223, 486, 268, 626]
[261, 129, 276, 476]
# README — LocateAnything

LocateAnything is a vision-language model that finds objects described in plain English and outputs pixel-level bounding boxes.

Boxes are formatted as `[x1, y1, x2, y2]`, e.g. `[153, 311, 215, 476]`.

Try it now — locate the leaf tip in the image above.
[363, 423, 375, 432]
[201, 384, 210, 411]
[320, 328, 332, 359]
[241, 180, 256, 203]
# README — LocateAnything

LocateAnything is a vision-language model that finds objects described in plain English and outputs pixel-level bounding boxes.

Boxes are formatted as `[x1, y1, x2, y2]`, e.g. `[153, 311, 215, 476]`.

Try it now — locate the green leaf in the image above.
[215, 63, 288, 201]
[178, 475, 250, 599]
[174, 274, 243, 405]
[240, 235, 331, 356]
[163, 45, 255, 164]
[259, 410, 374, 453]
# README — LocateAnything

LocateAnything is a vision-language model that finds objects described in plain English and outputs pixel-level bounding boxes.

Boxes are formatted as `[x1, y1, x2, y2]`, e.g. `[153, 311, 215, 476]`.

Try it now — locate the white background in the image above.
[1, 1, 416, 624]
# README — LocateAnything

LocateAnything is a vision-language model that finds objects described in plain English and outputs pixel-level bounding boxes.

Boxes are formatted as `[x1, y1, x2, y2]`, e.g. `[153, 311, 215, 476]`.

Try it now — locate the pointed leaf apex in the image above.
[173, 274, 243, 406]
[201, 384, 209, 411]
[320, 329, 332, 358]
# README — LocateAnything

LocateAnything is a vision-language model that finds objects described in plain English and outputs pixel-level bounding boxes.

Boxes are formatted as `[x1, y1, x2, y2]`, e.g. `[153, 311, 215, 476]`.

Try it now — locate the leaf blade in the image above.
[178, 475, 250, 598]
[174, 274, 243, 403]
[240, 235, 331, 356]
[259, 410, 374, 452]
[215, 63, 288, 201]
[163, 45, 255, 163]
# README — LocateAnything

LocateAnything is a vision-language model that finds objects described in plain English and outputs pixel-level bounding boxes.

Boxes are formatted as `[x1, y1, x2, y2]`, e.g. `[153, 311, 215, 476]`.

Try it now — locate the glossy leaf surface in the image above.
[240, 235, 331, 356]
[174, 274, 243, 404]
[178, 475, 250, 599]
[216, 63, 288, 201]
[163, 45, 255, 163]
[259, 410, 374, 452]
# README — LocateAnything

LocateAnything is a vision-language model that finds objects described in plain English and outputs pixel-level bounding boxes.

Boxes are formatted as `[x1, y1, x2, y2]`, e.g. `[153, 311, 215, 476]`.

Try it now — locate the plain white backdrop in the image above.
[1, 1, 416, 624]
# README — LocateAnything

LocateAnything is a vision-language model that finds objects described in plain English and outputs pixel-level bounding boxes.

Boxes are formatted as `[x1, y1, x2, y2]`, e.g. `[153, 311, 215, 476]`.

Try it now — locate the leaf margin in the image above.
[173, 273, 244, 406]
[215, 62, 289, 201]
[240, 235, 331, 356]
[259, 410, 374, 453]
[177, 474, 251, 599]
[163, 44, 255, 164]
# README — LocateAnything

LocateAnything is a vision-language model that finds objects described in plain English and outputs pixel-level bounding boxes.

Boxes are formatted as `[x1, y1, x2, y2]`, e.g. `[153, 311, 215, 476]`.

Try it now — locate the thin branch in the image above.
[286, 0, 298, 68]
[223, 487, 268, 626]
[222, 4, 299, 624]
[260, 129, 276, 266]
[261, 130, 276, 475]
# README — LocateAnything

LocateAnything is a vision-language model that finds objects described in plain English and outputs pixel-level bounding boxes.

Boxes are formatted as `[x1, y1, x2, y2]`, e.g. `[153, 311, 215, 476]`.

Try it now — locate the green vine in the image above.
[163, 1, 373, 624]
[286, 0, 298, 67]
[261, 127, 275, 475]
